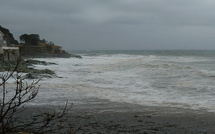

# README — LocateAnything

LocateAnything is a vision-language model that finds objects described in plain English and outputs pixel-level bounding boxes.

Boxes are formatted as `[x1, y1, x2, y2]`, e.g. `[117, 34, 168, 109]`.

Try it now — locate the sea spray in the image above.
[27, 50, 215, 112]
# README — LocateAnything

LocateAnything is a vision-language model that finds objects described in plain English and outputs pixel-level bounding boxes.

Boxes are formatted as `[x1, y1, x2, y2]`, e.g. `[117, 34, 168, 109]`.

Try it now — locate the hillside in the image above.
[0, 25, 19, 45]
[0, 26, 74, 58]
[19, 33, 70, 57]
[20, 42, 71, 58]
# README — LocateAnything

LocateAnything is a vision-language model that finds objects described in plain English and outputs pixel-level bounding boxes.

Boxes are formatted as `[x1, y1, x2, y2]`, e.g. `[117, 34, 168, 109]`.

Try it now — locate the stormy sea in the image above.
[30, 50, 215, 113]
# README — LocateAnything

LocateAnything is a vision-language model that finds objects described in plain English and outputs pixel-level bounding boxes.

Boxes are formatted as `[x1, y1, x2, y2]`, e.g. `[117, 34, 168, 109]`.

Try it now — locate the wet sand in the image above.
[14, 100, 215, 134]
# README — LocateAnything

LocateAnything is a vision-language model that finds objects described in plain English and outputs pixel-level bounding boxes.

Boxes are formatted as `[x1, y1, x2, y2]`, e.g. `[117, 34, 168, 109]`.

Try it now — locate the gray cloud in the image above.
[1, 0, 215, 50]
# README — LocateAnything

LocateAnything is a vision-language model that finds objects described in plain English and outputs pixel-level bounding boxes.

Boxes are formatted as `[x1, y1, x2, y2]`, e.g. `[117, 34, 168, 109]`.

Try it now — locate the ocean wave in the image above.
[20, 52, 215, 112]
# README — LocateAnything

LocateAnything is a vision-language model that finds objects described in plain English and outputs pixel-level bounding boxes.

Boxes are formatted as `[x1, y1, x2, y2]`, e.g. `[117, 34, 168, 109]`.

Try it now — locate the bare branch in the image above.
[0, 59, 72, 134]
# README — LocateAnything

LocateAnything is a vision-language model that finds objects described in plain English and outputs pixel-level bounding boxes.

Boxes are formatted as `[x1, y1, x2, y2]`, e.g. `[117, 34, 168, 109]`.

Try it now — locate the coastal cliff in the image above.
[0, 25, 76, 58]
[19, 33, 71, 58]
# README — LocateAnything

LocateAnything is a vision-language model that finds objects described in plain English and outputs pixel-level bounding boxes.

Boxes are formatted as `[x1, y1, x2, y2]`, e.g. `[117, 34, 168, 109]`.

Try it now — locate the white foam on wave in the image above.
[26, 55, 215, 112]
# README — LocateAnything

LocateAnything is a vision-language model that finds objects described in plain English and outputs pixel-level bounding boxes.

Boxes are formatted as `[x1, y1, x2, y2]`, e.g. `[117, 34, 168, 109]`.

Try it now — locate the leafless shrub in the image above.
[0, 59, 72, 134]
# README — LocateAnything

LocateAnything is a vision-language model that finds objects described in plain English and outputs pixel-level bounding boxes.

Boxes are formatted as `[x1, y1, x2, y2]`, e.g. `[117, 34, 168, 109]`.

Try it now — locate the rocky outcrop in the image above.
[0, 60, 57, 79]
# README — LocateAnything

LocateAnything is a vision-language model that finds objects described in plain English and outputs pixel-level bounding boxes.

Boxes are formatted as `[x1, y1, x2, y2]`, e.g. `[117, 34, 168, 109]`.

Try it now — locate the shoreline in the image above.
[14, 100, 215, 133]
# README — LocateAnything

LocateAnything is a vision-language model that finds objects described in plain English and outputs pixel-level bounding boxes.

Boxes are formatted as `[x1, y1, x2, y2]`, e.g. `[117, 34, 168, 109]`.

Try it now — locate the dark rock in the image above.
[70, 54, 82, 59]
[26, 59, 57, 66]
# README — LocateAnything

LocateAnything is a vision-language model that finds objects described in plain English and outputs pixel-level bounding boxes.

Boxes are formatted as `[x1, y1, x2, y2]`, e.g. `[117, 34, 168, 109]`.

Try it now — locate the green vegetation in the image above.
[20, 34, 40, 45]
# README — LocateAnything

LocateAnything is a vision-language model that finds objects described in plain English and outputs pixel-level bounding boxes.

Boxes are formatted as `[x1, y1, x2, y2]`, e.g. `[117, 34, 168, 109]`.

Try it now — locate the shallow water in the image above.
[21, 50, 215, 112]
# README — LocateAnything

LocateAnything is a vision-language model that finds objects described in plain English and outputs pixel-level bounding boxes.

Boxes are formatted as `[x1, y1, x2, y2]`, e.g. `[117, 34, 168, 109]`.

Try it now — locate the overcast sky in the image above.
[1, 0, 215, 50]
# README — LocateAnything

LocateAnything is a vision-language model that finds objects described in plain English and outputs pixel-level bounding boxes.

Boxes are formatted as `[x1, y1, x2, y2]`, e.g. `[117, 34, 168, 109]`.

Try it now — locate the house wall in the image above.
[0, 31, 4, 41]
[0, 47, 3, 54]
[0, 36, 3, 41]
[0, 47, 3, 61]
[0, 31, 5, 47]
[1, 47, 20, 62]
[0, 37, 3, 42]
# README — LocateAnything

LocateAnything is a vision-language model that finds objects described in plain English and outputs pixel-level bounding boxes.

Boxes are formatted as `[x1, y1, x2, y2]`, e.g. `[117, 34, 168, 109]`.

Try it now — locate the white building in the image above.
[0, 30, 20, 61]
[0, 30, 5, 46]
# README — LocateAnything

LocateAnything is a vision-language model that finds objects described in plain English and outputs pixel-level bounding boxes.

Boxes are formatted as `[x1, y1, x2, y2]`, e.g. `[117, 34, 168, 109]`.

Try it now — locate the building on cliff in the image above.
[0, 30, 20, 61]
[0, 30, 6, 47]
[38, 42, 63, 54]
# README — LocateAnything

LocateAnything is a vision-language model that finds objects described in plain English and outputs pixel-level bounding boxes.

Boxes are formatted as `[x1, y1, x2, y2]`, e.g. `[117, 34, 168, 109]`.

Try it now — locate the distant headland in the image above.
[0, 25, 81, 59]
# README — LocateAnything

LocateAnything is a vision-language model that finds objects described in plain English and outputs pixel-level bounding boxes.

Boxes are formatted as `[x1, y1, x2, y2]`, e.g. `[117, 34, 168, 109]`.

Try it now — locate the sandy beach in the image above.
[13, 99, 215, 134]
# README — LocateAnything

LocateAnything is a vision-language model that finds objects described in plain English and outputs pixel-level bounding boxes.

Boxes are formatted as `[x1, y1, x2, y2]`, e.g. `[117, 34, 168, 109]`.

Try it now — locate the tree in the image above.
[0, 59, 72, 133]
[19, 34, 40, 45]
[49, 41, 54, 45]
[19, 34, 28, 43]
[40, 39, 47, 43]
